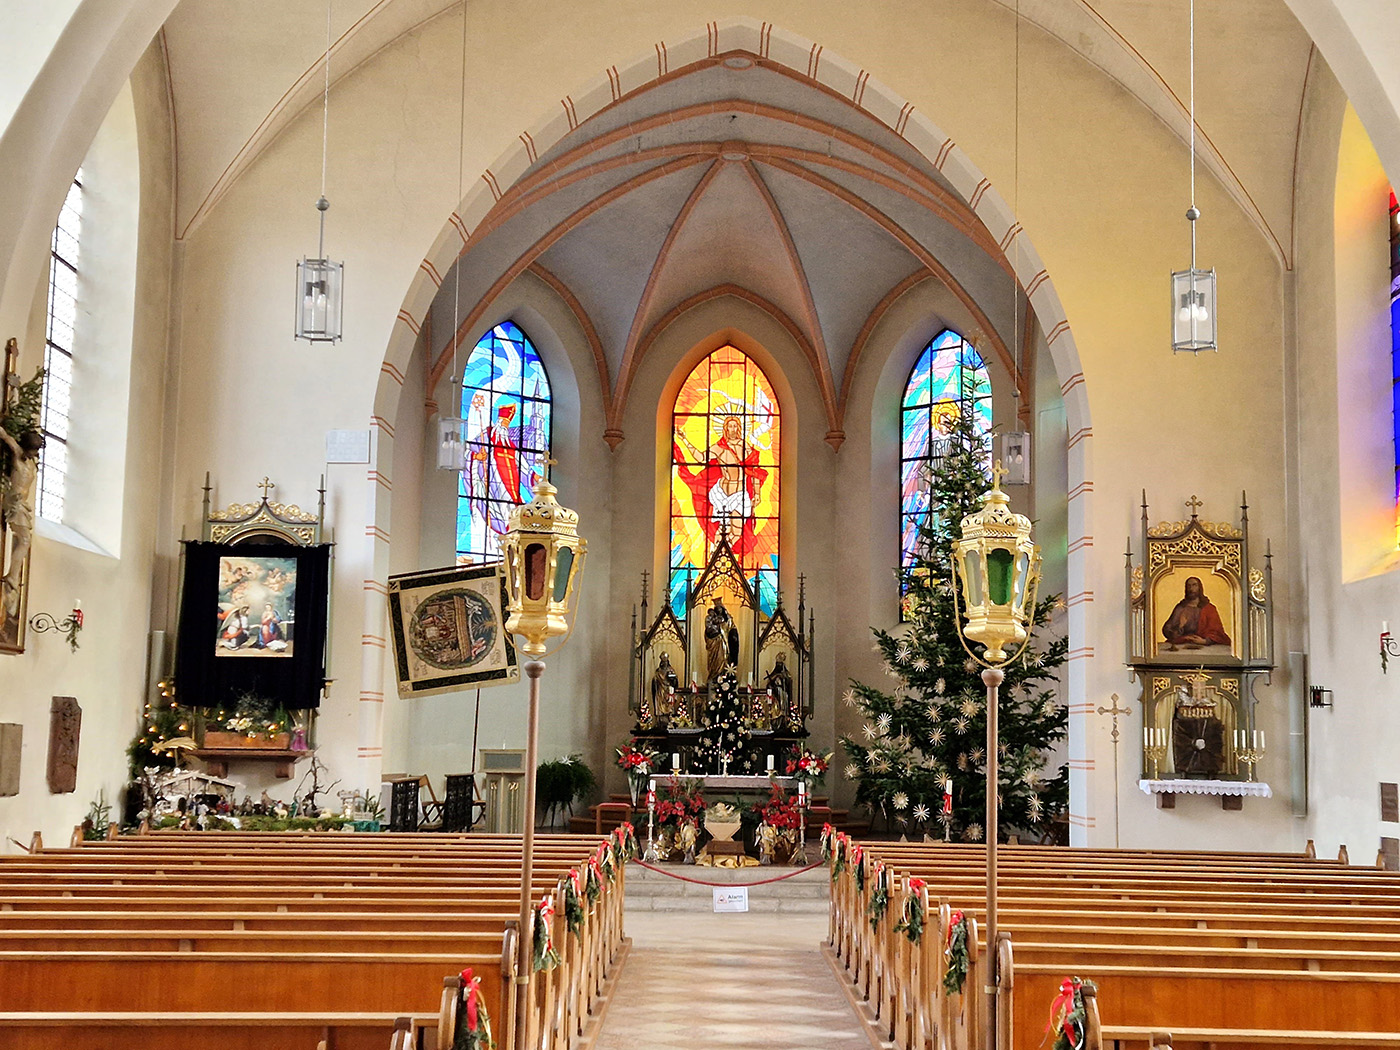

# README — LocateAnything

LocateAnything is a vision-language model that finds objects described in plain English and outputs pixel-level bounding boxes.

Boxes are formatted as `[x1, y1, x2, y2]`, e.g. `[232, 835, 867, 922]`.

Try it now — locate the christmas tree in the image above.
[840, 410, 1068, 843]
[695, 670, 756, 773]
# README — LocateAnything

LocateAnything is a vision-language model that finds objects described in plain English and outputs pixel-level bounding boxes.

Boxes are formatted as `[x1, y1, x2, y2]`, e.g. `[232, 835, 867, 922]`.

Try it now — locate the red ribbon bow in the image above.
[459, 967, 480, 1031]
[908, 877, 926, 893]
[1044, 977, 1081, 1045]
[947, 909, 965, 948]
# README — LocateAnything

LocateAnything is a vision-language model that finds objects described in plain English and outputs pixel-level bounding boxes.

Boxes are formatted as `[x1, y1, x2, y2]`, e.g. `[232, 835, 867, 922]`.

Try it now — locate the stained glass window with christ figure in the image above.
[456, 321, 551, 565]
[900, 328, 991, 570]
[670, 346, 780, 616]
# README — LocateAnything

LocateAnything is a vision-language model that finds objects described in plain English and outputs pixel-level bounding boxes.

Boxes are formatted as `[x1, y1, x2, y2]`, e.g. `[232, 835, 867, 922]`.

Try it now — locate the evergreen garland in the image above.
[840, 408, 1069, 843]
[894, 877, 926, 944]
[943, 910, 971, 997]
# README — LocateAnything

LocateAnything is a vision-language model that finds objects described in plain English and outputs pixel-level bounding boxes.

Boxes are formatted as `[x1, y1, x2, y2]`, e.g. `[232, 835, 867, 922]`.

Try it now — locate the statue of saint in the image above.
[704, 596, 739, 681]
[1161, 576, 1231, 652]
[0, 423, 44, 619]
[646, 652, 679, 728]
[764, 652, 794, 723]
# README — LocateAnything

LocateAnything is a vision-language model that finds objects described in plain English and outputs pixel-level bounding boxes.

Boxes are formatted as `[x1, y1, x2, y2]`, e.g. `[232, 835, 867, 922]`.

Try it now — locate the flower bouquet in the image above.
[654, 775, 705, 828]
[615, 740, 658, 806]
[785, 746, 831, 791]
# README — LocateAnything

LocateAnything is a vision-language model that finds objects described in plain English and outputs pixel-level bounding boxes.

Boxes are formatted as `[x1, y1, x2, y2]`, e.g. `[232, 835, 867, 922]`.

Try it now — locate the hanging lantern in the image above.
[502, 475, 587, 656]
[952, 463, 1041, 665]
[1171, 263, 1216, 354]
[995, 431, 1031, 485]
[295, 198, 343, 343]
[436, 417, 465, 471]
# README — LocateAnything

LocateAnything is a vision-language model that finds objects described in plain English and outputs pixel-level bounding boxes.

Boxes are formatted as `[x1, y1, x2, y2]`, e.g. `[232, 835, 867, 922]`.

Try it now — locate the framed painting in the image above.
[1149, 564, 1240, 663]
[215, 555, 296, 657]
[387, 563, 519, 697]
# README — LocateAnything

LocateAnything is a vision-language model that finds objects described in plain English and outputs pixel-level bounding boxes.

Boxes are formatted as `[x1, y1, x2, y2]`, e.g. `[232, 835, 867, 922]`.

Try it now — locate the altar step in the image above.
[624, 860, 832, 913]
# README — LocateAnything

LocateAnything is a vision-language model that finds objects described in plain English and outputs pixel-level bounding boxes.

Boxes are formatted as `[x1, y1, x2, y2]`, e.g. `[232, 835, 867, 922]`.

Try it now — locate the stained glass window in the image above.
[40, 172, 83, 522]
[1390, 190, 1399, 507]
[670, 346, 780, 616]
[900, 328, 992, 570]
[455, 321, 551, 565]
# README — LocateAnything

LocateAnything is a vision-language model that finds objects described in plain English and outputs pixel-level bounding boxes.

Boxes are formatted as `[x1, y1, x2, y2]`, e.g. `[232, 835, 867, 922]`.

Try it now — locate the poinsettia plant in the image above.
[754, 782, 803, 831]
[653, 775, 705, 827]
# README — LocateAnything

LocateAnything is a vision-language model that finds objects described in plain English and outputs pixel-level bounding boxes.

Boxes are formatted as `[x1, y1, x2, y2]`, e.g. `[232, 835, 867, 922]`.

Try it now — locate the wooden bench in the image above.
[822, 833, 1400, 1050]
[0, 827, 633, 1050]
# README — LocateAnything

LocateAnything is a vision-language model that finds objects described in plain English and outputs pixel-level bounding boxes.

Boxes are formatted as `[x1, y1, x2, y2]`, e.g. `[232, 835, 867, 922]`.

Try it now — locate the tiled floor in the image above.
[594, 910, 872, 1050]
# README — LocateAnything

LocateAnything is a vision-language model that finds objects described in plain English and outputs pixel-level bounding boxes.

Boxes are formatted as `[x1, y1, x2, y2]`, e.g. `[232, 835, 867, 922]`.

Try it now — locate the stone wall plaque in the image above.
[0, 722, 21, 796]
[46, 696, 80, 794]
[1381, 782, 1399, 823]
[1381, 837, 1399, 872]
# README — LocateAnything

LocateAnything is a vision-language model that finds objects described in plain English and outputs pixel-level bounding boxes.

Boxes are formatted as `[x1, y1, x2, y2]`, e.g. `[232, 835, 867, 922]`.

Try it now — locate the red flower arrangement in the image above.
[653, 775, 705, 827]
[755, 783, 803, 831]
[785, 747, 831, 787]
[615, 741, 657, 773]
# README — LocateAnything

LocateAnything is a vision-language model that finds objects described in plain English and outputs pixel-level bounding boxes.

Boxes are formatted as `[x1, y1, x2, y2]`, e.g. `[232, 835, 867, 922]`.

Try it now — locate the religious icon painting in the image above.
[1150, 566, 1238, 662]
[215, 555, 297, 657]
[386, 563, 519, 697]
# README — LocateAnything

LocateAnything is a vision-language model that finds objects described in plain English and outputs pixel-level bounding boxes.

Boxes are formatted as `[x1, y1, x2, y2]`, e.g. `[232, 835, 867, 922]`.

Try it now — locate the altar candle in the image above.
[1258, 730, 1264, 750]
[671, 752, 680, 771]
[1385, 621, 1391, 635]
[649, 778, 656, 794]
[766, 754, 775, 772]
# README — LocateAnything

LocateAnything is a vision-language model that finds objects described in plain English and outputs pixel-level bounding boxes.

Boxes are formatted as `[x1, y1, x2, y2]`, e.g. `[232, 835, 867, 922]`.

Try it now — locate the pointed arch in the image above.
[669, 345, 781, 616]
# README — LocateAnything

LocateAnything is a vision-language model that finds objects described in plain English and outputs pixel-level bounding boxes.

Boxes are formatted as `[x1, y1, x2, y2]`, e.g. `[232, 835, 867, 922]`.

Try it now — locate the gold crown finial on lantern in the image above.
[952, 459, 1041, 665]
[502, 464, 587, 657]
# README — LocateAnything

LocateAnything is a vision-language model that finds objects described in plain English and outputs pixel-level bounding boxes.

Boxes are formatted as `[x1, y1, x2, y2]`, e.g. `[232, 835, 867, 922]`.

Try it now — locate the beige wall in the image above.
[0, 42, 173, 850]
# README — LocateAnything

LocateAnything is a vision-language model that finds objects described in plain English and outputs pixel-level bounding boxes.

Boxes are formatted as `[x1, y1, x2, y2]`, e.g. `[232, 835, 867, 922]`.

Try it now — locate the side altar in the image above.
[1125, 494, 1275, 810]
[629, 536, 813, 775]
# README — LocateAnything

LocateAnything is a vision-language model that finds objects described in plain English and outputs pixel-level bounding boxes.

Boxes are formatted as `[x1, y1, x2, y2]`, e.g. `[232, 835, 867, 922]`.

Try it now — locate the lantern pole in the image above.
[514, 658, 544, 1050]
[982, 664, 1003, 1050]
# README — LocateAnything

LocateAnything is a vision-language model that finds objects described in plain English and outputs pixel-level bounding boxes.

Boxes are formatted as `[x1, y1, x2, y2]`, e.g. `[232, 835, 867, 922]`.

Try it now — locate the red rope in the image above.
[633, 859, 824, 887]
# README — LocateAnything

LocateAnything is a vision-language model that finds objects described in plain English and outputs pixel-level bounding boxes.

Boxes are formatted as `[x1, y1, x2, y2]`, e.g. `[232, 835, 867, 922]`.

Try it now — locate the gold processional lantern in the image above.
[952, 463, 1041, 665]
[502, 476, 587, 656]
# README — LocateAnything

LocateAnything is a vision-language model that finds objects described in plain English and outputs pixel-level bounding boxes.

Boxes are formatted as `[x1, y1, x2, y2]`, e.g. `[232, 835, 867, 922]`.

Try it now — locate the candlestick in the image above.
[766, 754, 774, 772]
[671, 752, 680, 771]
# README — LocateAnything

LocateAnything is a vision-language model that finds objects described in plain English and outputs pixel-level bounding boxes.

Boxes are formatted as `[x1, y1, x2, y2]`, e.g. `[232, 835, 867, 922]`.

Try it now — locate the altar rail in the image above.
[823, 835, 1400, 1050]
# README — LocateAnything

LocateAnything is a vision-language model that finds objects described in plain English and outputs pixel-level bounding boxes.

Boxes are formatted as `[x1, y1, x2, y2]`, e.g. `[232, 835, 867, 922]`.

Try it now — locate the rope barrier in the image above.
[633, 859, 824, 887]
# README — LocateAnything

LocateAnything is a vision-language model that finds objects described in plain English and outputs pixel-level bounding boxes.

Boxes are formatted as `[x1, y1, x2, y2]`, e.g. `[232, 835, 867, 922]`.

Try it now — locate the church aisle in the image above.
[594, 910, 872, 1050]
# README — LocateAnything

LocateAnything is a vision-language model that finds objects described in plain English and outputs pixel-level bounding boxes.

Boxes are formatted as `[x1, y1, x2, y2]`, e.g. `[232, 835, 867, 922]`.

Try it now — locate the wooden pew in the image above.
[821, 833, 1400, 1050]
[0, 827, 634, 1050]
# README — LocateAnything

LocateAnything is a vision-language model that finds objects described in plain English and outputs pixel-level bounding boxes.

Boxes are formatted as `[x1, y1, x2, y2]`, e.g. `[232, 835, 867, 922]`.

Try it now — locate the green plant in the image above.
[536, 754, 596, 827]
[82, 789, 112, 840]
[127, 703, 185, 778]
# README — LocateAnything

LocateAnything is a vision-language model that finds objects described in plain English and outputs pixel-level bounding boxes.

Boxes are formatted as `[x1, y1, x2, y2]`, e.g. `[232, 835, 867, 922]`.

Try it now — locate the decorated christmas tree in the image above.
[695, 670, 756, 774]
[840, 410, 1068, 842]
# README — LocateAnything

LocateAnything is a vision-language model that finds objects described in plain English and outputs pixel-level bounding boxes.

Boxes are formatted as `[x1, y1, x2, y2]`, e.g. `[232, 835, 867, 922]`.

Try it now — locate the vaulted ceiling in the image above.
[155, 0, 1319, 445]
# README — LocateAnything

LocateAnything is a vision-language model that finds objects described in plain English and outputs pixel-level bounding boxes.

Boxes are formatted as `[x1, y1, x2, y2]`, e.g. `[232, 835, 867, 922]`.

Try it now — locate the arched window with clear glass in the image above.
[900, 328, 992, 569]
[456, 321, 551, 565]
[669, 345, 781, 615]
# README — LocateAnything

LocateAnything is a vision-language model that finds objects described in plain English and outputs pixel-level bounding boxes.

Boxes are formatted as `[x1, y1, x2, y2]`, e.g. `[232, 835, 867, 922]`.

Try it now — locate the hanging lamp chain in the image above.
[1187, 0, 1198, 270]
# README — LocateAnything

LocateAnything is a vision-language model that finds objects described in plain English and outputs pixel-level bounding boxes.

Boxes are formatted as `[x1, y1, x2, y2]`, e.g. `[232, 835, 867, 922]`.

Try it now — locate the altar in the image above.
[629, 536, 813, 776]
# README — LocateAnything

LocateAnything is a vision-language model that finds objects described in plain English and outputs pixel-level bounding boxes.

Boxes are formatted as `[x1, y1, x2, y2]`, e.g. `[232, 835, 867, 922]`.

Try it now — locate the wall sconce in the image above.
[1308, 686, 1333, 709]
[1382, 623, 1399, 673]
[30, 603, 82, 652]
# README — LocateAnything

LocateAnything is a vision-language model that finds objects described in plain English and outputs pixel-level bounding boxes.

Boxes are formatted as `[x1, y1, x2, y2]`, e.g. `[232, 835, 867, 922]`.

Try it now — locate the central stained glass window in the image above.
[670, 346, 780, 616]
[900, 328, 992, 570]
[456, 321, 551, 565]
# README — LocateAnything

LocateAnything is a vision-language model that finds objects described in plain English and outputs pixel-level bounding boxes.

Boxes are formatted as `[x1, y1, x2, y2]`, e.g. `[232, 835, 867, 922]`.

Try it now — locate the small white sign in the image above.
[326, 429, 371, 464]
[712, 886, 749, 913]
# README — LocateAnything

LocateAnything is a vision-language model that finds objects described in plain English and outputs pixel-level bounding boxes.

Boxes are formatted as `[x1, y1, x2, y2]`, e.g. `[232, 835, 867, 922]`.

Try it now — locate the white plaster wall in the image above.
[0, 43, 173, 851]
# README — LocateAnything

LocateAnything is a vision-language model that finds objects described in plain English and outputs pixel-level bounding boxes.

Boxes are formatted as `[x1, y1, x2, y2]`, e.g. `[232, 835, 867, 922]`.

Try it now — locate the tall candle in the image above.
[766, 754, 775, 772]
[671, 752, 680, 771]
[1258, 730, 1264, 750]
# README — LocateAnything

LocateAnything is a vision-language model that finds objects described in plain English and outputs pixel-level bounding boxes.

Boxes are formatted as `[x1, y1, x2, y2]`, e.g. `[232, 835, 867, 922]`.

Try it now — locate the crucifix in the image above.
[1185, 494, 1203, 518]
[257, 477, 276, 500]
[1096, 693, 1132, 847]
